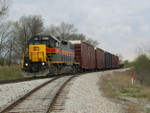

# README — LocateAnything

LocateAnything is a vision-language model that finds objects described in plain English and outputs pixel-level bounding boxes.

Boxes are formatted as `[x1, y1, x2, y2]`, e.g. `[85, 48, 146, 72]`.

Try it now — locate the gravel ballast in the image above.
[0, 69, 128, 112]
[62, 71, 125, 113]
[0, 78, 52, 110]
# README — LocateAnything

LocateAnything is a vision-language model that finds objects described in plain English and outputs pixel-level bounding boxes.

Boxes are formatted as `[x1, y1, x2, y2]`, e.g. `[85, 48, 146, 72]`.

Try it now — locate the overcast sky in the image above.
[7, 0, 150, 61]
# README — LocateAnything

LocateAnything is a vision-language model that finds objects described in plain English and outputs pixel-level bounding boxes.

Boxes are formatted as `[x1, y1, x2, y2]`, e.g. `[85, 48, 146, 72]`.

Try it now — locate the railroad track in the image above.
[0, 76, 50, 85]
[0, 74, 77, 113]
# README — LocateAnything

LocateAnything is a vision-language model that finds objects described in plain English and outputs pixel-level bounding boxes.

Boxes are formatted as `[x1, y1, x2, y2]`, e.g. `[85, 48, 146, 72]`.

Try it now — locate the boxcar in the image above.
[115, 55, 119, 68]
[70, 41, 96, 70]
[89, 44, 96, 69]
[112, 54, 119, 69]
[105, 52, 112, 69]
[95, 48, 105, 70]
[112, 54, 115, 69]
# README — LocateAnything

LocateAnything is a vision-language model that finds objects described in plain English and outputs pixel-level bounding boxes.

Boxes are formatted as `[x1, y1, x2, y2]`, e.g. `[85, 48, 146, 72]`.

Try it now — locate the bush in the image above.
[134, 54, 150, 85]
[124, 60, 136, 68]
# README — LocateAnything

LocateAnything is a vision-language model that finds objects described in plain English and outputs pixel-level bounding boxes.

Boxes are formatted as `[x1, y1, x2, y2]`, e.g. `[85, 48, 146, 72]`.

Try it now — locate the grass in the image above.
[110, 70, 150, 99]
[0, 65, 25, 80]
[99, 69, 150, 113]
[120, 85, 150, 98]
[98, 74, 119, 100]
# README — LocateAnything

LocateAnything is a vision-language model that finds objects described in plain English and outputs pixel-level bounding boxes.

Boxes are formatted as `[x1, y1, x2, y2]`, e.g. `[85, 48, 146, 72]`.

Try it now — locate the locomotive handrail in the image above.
[46, 55, 51, 68]
[21, 46, 28, 68]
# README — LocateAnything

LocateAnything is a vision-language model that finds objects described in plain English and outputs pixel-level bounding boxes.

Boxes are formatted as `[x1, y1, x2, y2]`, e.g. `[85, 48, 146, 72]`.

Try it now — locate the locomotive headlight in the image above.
[42, 62, 45, 66]
[25, 63, 28, 66]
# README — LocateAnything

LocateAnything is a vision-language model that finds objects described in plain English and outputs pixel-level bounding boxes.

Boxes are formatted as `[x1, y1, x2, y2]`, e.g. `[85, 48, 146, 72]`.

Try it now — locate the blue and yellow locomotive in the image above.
[22, 35, 79, 76]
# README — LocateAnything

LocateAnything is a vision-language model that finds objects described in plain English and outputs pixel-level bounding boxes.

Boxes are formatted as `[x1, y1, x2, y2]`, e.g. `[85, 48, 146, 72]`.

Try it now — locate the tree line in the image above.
[0, 0, 99, 66]
[124, 46, 150, 86]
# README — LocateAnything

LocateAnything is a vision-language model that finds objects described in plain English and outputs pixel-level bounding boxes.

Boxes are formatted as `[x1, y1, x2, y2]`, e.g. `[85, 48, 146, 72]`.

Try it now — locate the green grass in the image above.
[124, 94, 150, 98]
[120, 89, 140, 94]
[0, 65, 25, 80]
[127, 85, 142, 89]
[119, 85, 150, 98]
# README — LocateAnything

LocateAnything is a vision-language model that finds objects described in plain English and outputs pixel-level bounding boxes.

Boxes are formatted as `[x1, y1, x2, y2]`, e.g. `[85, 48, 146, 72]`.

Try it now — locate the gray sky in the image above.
[7, 0, 150, 61]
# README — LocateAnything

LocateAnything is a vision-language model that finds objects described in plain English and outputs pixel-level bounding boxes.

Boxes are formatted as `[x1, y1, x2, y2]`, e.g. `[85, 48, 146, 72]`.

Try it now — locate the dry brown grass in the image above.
[99, 69, 150, 113]
[125, 102, 142, 113]
[99, 73, 119, 100]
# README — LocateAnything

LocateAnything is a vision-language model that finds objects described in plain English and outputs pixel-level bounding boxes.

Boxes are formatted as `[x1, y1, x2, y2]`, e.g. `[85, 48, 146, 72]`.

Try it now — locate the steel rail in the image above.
[0, 76, 61, 113]
[45, 74, 78, 113]
[0, 76, 50, 85]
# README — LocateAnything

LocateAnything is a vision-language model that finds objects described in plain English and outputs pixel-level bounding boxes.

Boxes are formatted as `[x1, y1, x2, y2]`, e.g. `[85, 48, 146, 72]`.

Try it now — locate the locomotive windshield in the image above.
[29, 36, 58, 48]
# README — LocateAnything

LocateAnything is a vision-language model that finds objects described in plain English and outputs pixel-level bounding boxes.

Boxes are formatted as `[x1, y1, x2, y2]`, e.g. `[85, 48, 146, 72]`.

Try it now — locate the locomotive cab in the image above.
[29, 35, 60, 48]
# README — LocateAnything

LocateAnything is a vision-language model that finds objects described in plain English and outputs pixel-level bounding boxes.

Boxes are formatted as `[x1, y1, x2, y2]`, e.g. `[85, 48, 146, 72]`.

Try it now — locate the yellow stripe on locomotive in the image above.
[29, 45, 46, 62]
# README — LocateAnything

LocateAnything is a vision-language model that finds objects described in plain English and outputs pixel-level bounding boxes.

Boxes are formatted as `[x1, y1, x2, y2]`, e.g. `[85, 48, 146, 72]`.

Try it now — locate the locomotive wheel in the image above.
[52, 66, 59, 76]
[71, 65, 76, 74]
[58, 66, 65, 75]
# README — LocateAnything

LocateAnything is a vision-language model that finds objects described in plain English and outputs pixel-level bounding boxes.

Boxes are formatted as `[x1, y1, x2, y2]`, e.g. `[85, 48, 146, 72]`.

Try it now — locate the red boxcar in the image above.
[72, 41, 96, 70]
[95, 48, 105, 69]
[115, 55, 119, 68]
[112, 54, 115, 68]
[112, 54, 119, 68]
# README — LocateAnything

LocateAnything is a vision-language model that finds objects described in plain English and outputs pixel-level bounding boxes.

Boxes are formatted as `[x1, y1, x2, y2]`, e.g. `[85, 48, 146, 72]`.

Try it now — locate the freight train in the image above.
[22, 35, 119, 76]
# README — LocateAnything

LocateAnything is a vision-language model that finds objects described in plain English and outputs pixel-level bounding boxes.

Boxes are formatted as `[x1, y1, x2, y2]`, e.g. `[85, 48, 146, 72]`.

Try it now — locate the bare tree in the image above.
[137, 43, 150, 57]
[56, 22, 78, 40]
[116, 53, 123, 64]
[44, 24, 59, 36]
[0, 22, 12, 54]
[44, 22, 79, 40]
[12, 15, 44, 61]
[44, 23, 99, 46]
[6, 38, 13, 66]
[68, 33, 86, 41]
[16, 15, 44, 41]
[69, 33, 99, 46]
[0, 0, 11, 19]
[26, 15, 44, 36]
[84, 38, 99, 47]
[0, 21, 13, 65]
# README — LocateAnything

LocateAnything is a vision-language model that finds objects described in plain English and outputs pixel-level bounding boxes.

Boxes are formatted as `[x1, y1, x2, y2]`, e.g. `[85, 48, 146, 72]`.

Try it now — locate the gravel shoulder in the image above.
[62, 70, 125, 113]
[0, 78, 52, 110]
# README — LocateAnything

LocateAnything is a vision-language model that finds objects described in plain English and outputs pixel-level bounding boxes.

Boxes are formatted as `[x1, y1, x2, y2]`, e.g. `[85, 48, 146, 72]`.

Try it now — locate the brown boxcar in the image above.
[112, 54, 119, 68]
[73, 41, 96, 70]
[95, 48, 105, 69]
[115, 55, 119, 68]
[112, 54, 115, 68]
[89, 45, 96, 69]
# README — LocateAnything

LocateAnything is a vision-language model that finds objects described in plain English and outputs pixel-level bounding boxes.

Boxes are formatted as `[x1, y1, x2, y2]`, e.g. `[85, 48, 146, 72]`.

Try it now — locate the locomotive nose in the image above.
[29, 45, 46, 62]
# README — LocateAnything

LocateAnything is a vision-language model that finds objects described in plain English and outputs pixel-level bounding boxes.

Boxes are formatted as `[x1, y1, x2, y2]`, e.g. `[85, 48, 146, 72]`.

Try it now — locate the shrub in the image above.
[134, 54, 150, 85]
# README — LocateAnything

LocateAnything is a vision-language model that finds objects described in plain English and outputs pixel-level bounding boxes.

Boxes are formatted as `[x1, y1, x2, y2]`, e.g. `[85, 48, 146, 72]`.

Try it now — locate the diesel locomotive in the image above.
[22, 35, 79, 76]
